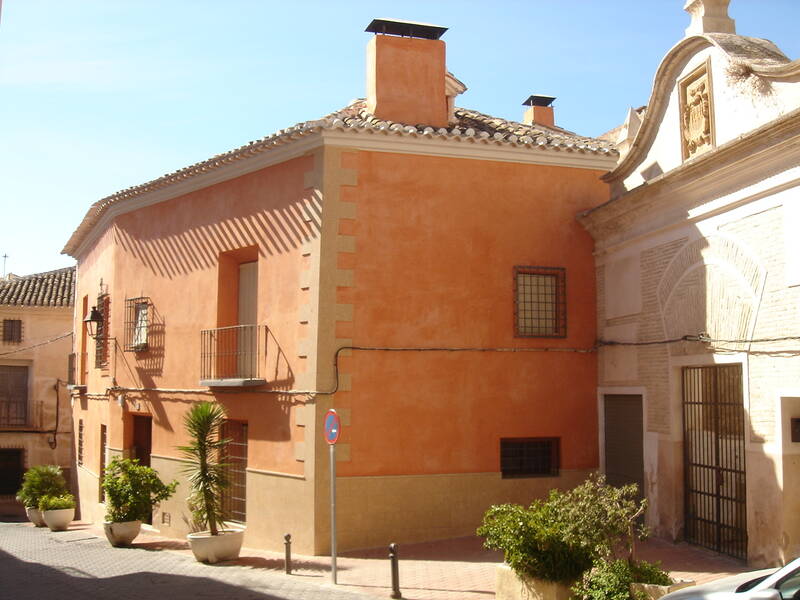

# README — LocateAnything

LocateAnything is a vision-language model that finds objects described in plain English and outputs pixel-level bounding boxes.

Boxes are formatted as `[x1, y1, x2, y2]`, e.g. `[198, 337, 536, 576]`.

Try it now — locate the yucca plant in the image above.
[178, 402, 230, 536]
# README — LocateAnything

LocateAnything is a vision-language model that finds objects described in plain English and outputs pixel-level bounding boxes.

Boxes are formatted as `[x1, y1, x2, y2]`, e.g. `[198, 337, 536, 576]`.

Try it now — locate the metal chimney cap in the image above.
[522, 95, 556, 107]
[365, 18, 448, 40]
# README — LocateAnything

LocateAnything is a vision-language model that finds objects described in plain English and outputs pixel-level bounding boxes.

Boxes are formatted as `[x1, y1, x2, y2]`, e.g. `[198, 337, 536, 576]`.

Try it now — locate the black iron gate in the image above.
[682, 364, 747, 560]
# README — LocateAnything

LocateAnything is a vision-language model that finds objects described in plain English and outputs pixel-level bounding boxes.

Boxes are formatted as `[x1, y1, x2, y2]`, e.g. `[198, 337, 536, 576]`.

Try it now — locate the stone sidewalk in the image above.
[0, 519, 748, 600]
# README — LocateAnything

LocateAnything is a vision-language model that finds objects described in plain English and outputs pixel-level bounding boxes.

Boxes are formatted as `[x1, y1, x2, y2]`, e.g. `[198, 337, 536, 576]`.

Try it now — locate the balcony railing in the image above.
[200, 324, 266, 387]
[0, 400, 28, 427]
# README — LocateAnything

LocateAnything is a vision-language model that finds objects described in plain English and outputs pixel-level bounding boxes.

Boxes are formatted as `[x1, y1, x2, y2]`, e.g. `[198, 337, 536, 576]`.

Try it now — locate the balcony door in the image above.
[237, 262, 258, 378]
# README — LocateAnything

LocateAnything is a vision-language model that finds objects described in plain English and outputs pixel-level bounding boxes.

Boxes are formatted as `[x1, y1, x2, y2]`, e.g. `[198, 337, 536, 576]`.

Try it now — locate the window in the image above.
[2, 319, 22, 344]
[500, 437, 560, 478]
[221, 421, 248, 524]
[99, 424, 107, 502]
[0, 365, 29, 427]
[124, 297, 150, 352]
[514, 266, 566, 337]
[95, 294, 110, 368]
[77, 419, 84, 466]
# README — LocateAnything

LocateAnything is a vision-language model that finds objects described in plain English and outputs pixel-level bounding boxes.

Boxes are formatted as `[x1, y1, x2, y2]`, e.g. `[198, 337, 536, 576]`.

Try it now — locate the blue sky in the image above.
[2, 0, 799, 277]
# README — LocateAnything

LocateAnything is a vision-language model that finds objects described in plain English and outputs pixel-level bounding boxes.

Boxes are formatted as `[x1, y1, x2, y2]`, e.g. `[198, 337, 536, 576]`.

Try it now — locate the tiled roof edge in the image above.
[63, 100, 617, 256]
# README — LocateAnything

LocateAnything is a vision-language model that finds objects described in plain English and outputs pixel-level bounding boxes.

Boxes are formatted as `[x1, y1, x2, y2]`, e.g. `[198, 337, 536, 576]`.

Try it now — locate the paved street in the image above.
[0, 522, 376, 600]
[0, 519, 748, 600]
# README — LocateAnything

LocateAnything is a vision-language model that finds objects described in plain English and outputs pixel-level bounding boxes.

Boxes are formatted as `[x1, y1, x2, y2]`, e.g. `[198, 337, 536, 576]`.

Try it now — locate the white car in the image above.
[663, 558, 800, 600]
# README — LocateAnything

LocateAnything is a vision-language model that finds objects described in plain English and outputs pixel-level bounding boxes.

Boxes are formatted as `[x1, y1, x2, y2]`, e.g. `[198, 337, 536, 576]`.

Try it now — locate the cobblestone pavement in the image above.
[0, 519, 749, 600]
[0, 522, 377, 600]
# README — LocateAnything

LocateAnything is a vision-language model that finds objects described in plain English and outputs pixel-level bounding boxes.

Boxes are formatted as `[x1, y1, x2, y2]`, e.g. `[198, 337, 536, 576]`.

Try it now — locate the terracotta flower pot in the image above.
[103, 520, 142, 547]
[25, 507, 46, 527]
[42, 508, 75, 531]
[187, 529, 245, 563]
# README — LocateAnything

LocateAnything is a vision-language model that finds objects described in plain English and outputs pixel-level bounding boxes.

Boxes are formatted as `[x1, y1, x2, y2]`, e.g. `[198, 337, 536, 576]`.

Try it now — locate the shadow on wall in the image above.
[114, 194, 322, 280]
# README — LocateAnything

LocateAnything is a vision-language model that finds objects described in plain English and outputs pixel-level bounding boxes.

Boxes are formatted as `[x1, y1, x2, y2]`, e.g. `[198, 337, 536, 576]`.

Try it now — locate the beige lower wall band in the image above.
[78, 464, 100, 479]
[246, 467, 305, 480]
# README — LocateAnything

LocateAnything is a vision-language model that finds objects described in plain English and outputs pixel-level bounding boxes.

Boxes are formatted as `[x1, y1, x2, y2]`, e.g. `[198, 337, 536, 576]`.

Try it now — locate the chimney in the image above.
[684, 0, 735, 36]
[365, 18, 449, 127]
[522, 95, 556, 128]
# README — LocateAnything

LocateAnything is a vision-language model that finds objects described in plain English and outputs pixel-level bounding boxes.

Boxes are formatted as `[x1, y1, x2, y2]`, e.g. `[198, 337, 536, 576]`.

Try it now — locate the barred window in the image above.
[99, 424, 107, 502]
[2, 319, 22, 344]
[0, 365, 29, 427]
[500, 437, 560, 478]
[514, 267, 566, 337]
[77, 419, 84, 466]
[124, 297, 150, 352]
[94, 294, 110, 368]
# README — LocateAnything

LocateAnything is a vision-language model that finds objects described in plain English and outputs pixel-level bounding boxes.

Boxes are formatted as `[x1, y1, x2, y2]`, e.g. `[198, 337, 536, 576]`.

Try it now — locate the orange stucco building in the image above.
[63, 19, 616, 554]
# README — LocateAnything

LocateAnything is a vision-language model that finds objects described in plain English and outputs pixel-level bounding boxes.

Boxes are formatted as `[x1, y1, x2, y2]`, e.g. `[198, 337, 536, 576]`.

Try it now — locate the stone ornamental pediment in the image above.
[679, 60, 715, 160]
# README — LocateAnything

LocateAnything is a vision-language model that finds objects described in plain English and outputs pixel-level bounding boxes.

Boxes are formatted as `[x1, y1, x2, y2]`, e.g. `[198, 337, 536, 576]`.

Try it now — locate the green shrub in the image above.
[39, 493, 75, 511]
[477, 502, 593, 582]
[630, 560, 672, 586]
[477, 474, 651, 584]
[549, 474, 648, 561]
[572, 559, 672, 600]
[102, 457, 178, 523]
[16, 465, 68, 508]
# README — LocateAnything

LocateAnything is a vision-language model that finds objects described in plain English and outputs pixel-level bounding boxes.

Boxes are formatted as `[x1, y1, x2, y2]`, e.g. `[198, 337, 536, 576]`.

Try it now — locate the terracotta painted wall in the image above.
[73, 155, 316, 476]
[331, 150, 607, 477]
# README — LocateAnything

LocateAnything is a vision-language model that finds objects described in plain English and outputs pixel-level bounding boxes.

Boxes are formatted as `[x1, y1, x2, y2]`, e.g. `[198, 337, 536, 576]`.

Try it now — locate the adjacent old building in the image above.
[63, 19, 616, 553]
[0, 267, 75, 516]
[580, 0, 800, 566]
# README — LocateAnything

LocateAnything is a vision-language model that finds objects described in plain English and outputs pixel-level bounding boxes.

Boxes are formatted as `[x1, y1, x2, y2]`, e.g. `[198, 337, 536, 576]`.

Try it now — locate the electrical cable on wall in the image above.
[109, 342, 598, 398]
[0, 331, 72, 356]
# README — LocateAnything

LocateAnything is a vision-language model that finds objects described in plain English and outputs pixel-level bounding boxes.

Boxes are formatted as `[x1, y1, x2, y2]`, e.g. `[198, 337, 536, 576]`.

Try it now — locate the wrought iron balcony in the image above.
[200, 324, 267, 387]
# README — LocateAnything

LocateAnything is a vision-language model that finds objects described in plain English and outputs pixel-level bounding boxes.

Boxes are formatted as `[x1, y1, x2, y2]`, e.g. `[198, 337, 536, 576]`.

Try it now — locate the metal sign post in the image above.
[324, 409, 341, 584]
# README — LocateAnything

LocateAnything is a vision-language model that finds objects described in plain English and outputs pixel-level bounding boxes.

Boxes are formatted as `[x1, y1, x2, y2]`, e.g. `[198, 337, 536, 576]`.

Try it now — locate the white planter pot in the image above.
[42, 508, 75, 531]
[187, 529, 245, 564]
[103, 520, 142, 547]
[25, 507, 46, 527]
[496, 564, 573, 600]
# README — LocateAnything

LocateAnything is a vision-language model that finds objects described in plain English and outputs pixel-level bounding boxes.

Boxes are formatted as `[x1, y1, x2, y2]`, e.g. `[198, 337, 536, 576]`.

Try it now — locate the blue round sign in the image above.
[324, 409, 341, 445]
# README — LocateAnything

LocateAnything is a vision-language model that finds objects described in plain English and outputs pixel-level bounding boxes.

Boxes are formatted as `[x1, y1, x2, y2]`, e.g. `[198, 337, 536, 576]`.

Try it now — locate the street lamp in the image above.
[83, 306, 103, 338]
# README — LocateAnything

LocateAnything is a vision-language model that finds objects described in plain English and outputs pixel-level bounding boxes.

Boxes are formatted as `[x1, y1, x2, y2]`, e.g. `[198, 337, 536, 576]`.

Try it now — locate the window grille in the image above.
[0, 365, 29, 427]
[221, 421, 248, 524]
[99, 424, 107, 502]
[95, 294, 110, 368]
[77, 419, 84, 466]
[1, 319, 22, 344]
[124, 297, 150, 352]
[67, 353, 76, 386]
[500, 437, 560, 478]
[514, 267, 566, 337]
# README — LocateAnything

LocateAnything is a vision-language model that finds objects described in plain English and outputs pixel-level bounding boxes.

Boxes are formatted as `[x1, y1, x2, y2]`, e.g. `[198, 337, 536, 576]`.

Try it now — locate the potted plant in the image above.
[39, 493, 76, 531]
[178, 401, 244, 563]
[479, 475, 683, 600]
[101, 457, 178, 547]
[16, 465, 69, 527]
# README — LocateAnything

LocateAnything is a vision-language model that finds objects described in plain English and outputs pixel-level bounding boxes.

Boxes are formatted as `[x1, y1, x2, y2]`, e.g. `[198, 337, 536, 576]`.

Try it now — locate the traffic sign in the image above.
[324, 409, 341, 445]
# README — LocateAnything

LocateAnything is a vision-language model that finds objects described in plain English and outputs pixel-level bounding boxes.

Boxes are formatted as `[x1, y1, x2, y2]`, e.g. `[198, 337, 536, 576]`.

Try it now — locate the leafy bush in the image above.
[572, 559, 672, 600]
[548, 473, 648, 561]
[477, 502, 593, 582]
[39, 493, 75, 511]
[102, 457, 178, 523]
[16, 465, 68, 508]
[477, 474, 650, 583]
